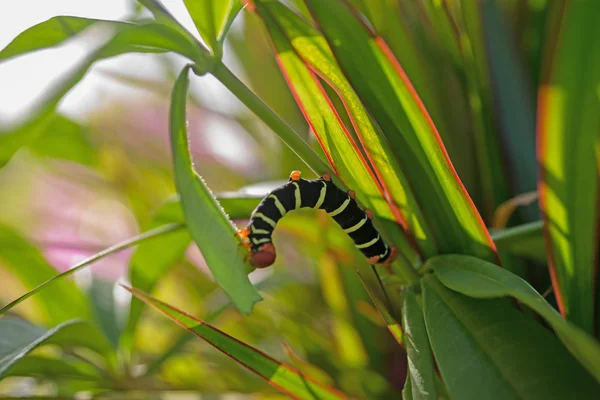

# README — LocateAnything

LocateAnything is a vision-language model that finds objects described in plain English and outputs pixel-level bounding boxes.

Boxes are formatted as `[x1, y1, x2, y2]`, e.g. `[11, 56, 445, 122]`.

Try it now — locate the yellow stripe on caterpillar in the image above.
[327, 197, 350, 217]
[356, 234, 380, 249]
[254, 212, 276, 228]
[269, 194, 287, 217]
[313, 181, 327, 209]
[343, 215, 368, 233]
[292, 182, 301, 209]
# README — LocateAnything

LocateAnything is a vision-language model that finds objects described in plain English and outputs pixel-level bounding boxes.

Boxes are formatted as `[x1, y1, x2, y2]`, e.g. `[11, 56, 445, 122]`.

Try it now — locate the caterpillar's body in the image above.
[238, 171, 398, 268]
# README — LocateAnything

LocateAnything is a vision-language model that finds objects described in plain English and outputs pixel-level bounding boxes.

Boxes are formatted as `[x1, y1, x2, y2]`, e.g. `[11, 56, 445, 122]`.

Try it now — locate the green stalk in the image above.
[211, 61, 334, 179]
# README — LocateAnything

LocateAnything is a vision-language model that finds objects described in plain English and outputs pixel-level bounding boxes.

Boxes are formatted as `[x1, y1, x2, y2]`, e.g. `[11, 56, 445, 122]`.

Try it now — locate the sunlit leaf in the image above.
[402, 290, 437, 400]
[168, 65, 261, 314]
[183, 0, 243, 56]
[304, 0, 496, 262]
[430, 254, 600, 383]
[358, 274, 403, 346]
[422, 274, 599, 398]
[255, 1, 432, 263]
[123, 286, 352, 399]
[537, 0, 600, 334]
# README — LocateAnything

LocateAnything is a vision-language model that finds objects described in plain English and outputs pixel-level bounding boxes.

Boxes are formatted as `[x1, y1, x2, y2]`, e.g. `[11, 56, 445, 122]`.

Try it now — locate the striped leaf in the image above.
[303, 0, 497, 262]
[123, 286, 352, 400]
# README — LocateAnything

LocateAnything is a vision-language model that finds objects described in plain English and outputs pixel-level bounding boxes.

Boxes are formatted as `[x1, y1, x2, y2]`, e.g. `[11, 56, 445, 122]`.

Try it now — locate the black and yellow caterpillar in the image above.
[238, 171, 398, 268]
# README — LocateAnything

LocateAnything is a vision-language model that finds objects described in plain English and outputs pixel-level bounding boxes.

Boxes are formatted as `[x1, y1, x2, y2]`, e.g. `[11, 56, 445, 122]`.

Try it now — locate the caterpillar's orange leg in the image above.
[365, 209, 374, 219]
[367, 255, 380, 264]
[348, 190, 356, 199]
[289, 170, 301, 181]
[321, 172, 331, 181]
[384, 246, 398, 265]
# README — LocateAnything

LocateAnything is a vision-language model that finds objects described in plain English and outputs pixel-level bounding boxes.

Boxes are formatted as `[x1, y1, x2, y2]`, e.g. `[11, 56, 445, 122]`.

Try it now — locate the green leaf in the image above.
[430, 254, 600, 383]
[0, 225, 91, 325]
[537, 0, 600, 334]
[256, 5, 419, 273]
[0, 223, 183, 318]
[168, 65, 261, 314]
[304, 0, 496, 262]
[0, 19, 204, 167]
[123, 285, 351, 399]
[122, 198, 191, 351]
[491, 220, 546, 262]
[183, 0, 243, 56]
[402, 291, 437, 400]
[256, 1, 434, 261]
[422, 274, 599, 399]
[0, 318, 110, 378]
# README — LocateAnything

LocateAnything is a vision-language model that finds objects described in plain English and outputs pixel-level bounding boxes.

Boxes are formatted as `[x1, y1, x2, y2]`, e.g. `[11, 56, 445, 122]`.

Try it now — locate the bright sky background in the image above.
[0, 0, 247, 122]
[0, 0, 253, 168]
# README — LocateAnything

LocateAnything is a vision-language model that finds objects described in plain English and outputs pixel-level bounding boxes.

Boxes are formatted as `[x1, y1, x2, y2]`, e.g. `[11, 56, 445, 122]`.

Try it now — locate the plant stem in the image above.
[211, 61, 334, 180]
[0, 223, 185, 315]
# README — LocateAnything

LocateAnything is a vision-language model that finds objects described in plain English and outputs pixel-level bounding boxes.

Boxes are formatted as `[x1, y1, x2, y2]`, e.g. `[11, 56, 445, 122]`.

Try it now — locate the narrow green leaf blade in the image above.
[4, 356, 100, 381]
[491, 220, 545, 262]
[430, 254, 600, 383]
[0, 225, 90, 325]
[123, 286, 351, 399]
[0, 318, 110, 378]
[304, 0, 496, 262]
[183, 0, 243, 54]
[358, 274, 403, 345]
[122, 198, 191, 351]
[257, 6, 417, 265]
[538, 0, 600, 334]
[422, 274, 599, 399]
[256, 1, 433, 261]
[169, 65, 261, 314]
[402, 291, 437, 400]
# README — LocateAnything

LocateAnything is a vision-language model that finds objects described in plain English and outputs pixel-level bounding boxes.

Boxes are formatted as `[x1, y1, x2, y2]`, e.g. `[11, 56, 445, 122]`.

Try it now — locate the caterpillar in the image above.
[237, 170, 398, 268]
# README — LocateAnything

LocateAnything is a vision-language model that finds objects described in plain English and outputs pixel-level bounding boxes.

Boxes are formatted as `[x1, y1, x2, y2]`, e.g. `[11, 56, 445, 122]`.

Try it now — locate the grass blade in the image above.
[537, 0, 600, 334]
[122, 285, 352, 399]
[491, 221, 546, 263]
[430, 254, 600, 383]
[169, 65, 261, 314]
[358, 274, 403, 346]
[0, 223, 183, 317]
[304, 0, 497, 262]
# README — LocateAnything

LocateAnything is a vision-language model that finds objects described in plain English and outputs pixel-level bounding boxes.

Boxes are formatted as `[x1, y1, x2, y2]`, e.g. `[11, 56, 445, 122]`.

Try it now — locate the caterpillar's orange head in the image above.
[250, 242, 276, 268]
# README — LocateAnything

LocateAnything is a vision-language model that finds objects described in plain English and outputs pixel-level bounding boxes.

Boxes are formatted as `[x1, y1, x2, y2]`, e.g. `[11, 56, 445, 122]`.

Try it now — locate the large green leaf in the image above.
[0, 223, 183, 318]
[430, 254, 600, 383]
[122, 198, 191, 351]
[0, 225, 90, 325]
[257, 5, 419, 270]
[537, 0, 600, 334]
[256, 1, 433, 262]
[422, 274, 599, 399]
[303, 0, 496, 262]
[183, 0, 243, 56]
[0, 318, 110, 378]
[402, 290, 437, 400]
[168, 65, 261, 314]
[0, 18, 205, 167]
[123, 286, 351, 399]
